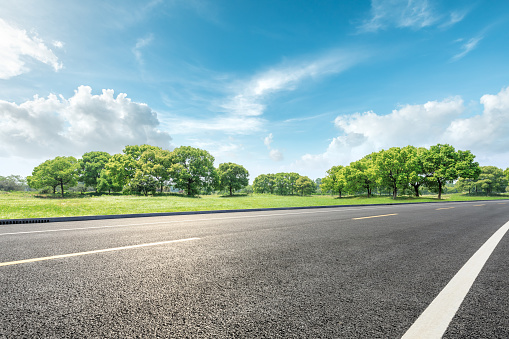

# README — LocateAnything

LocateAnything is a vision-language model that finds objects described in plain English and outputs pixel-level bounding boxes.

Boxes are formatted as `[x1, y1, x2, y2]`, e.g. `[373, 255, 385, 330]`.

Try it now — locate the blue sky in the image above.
[1, 0, 509, 181]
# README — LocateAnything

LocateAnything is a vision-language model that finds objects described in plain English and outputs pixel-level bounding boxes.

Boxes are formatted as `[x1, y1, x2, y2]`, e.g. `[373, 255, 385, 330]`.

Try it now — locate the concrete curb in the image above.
[2, 198, 508, 225]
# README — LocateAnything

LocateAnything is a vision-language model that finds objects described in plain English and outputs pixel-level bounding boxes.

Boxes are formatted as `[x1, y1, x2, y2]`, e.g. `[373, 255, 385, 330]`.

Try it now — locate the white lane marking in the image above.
[402, 220, 509, 339]
[0, 237, 200, 267]
[352, 213, 398, 220]
[0, 206, 398, 236]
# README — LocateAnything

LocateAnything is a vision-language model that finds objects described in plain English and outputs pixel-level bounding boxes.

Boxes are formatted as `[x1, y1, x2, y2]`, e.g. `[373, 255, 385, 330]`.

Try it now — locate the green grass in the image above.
[1, 191, 508, 219]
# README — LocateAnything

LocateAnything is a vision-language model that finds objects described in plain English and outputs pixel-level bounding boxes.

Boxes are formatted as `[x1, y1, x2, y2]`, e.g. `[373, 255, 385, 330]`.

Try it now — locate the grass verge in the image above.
[1, 191, 508, 220]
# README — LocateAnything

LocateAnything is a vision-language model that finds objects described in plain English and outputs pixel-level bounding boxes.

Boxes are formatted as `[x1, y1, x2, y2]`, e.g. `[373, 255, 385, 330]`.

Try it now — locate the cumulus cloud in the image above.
[0, 85, 172, 158]
[0, 18, 62, 79]
[297, 87, 509, 172]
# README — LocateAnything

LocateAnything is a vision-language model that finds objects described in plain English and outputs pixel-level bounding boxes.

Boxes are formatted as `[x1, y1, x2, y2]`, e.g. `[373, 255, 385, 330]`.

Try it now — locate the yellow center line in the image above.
[498, 203, 507, 204]
[436, 207, 455, 210]
[473, 204, 486, 207]
[0, 238, 200, 268]
[352, 213, 398, 220]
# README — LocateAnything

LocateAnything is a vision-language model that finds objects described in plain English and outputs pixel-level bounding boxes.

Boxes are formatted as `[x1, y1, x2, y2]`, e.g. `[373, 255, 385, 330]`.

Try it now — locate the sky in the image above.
[1, 0, 509, 181]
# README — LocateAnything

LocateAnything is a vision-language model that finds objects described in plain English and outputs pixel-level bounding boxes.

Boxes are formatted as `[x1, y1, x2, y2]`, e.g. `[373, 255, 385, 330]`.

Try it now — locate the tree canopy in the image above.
[217, 162, 249, 196]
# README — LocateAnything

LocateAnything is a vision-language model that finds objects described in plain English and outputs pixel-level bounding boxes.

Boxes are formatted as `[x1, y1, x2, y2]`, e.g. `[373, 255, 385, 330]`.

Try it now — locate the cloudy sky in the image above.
[1, 0, 509, 180]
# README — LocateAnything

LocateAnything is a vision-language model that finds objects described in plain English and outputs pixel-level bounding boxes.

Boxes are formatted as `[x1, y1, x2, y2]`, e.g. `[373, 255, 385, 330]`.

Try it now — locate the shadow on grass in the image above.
[219, 193, 250, 198]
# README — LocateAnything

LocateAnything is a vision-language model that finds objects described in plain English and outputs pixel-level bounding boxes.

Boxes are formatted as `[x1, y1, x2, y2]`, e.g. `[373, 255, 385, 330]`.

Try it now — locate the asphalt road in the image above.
[1, 200, 509, 338]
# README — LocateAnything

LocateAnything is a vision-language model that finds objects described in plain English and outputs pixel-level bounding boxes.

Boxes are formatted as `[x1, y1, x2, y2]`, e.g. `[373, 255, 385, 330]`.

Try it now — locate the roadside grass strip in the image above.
[0, 238, 200, 267]
[402, 220, 509, 338]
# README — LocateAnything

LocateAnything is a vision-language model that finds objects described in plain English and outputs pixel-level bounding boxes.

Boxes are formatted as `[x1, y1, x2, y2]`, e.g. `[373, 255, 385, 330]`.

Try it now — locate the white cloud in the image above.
[0, 85, 172, 158]
[264, 133, 273, 148]
[452, 36, 483, 61]
[132, 34, 154, 64]
[446, 87, 509, 154]
[221, 49, 361, 118]
[0, 18, 62, 79]
[359, 0, 437, 32]
[169, 49, 365, 136]
[269, 149, 284, 162]
[296, 89, 509, 172]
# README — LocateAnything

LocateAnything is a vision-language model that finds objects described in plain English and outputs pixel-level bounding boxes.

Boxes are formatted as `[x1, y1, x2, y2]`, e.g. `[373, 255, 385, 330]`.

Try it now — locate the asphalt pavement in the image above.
[1, 200, 508, 338]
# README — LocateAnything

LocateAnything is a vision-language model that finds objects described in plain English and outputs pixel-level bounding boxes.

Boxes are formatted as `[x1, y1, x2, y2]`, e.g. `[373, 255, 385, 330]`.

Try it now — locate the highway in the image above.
[1, 200, 509, 338]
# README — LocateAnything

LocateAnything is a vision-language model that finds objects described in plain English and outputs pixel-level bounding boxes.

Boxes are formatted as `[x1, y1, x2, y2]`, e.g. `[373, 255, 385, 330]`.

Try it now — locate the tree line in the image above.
[252, 173, 317, 196]
[320, 144, 508, 199]
[26, 145, 249, 197]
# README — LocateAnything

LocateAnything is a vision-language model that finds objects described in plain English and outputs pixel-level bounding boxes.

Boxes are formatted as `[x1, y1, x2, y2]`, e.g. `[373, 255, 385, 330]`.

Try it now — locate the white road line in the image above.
[402, 220, 509, 339]
[0, 237, 200, 267]
[0, 206, 397, 236]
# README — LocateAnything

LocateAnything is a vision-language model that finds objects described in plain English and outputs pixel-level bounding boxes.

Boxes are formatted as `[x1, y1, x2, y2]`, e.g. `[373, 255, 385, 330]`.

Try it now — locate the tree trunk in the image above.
[60, 181, 64, 198]
[414, 185, 420, 197]
[230, 186, 233, 196]
[367, 187, 371, 198]
[392, 186, 397, 199]
[438, 182, 442, 199]
[338, 191, 342, 198]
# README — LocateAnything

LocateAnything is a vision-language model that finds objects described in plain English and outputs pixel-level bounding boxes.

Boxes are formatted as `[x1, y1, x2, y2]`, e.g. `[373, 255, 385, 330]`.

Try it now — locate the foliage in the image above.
[295, 176, 315, 196]
[79, 151, 111, 191]
[253, 174, 275, 194]
[217, 162, 249, 196]
[344, 155, 377, 197]
[168, 146, 217, 196]
[27, 156, 79, 197]
[0, 175, 27, 191]
[374, 146, 415, 199]
[320, 166, 345, 197]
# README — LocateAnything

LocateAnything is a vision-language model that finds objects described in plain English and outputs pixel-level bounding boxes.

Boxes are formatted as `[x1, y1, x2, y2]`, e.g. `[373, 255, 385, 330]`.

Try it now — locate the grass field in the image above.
[1, 191, 508, 220]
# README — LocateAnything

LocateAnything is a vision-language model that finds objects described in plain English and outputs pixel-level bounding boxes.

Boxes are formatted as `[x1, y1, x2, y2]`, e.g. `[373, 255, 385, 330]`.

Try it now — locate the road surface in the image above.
[1, 200, 508, 338]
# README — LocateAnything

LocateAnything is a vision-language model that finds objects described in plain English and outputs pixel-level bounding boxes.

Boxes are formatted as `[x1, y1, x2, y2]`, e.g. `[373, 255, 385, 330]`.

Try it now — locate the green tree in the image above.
[321, 165, 346, 197]
[476, 166, 508, 195]
[421, 144, 480, 199]
[138, 148, 172, 193]
[168, 146, 217, 196]
[296, 176, 315, 196]
[253, 174, 275, 194]
[345, 155, 377, 197]
[79, 151, 111, 192]
[0, 175, 27, 191]
[374, 146, 414, 199]
[27, 156, 79, 197]
[217, 162, 249, 196]
[406, 147, 427, 197]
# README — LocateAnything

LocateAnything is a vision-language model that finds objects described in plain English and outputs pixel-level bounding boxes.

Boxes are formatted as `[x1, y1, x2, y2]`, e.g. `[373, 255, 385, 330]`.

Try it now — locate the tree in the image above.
[421, 144, 480, 199]
[296, 176, 315, 196]
[0, 175, 27, 191]
[27, 156, 79, 197]
[217, 162, 249, 196]
[79, 151, 111, 192]
[138, 148, 172, 193]
[374, 146, 414, 199]
[168, 146, 217, 196]
[475, 166, 508, 195]
[253, 174, 275, 194]
[345, 155, 377, 197]
[321, 166, 346, 197]
[406, 147, 427, 197]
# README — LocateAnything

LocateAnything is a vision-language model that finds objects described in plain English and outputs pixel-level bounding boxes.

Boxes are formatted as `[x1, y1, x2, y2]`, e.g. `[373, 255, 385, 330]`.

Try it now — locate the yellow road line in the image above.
[499, 203, 507, 204]
[352, 213, 398, 220]
[0, 238, 200, 267]
[473, 204, 486, 207]
[436, 207, 455, 210]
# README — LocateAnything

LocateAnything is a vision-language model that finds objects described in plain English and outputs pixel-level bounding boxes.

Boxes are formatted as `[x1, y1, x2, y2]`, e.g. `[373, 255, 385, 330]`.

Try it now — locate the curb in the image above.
[2, 199, 508, 225]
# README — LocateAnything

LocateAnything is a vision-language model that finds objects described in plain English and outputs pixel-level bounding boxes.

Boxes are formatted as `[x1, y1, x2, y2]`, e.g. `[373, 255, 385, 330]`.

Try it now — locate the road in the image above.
[1, 200, 509, 338]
